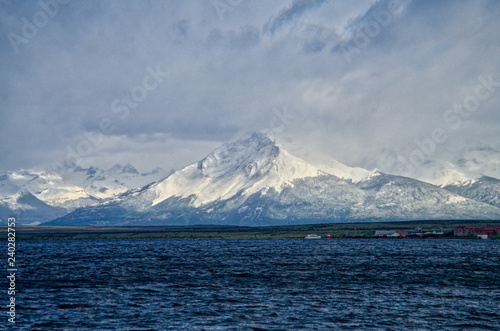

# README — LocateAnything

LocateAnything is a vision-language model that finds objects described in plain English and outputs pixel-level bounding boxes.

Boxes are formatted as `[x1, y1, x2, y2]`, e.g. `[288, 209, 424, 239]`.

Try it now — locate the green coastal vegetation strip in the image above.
[2, 219, 500, 240]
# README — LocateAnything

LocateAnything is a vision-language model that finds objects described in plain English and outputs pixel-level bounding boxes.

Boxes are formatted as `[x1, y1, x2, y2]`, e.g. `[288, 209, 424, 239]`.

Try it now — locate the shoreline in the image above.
[2, 219, 499, 240]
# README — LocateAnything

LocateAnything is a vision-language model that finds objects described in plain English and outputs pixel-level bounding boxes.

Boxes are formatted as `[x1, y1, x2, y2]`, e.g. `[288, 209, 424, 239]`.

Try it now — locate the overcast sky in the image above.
[1, 0, 499, 174]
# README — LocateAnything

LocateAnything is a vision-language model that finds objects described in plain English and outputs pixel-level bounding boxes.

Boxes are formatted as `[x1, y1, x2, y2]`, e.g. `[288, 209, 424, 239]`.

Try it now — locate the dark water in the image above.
[8, 239, 500, 330]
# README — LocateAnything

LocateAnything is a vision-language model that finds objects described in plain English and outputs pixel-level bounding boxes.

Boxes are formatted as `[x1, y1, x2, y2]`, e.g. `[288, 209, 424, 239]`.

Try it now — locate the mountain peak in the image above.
[198, 132, 278, 178]
[108, 163, 139, 175]
[122, 163, 139, 175]
[43, 135, 500, 226]
[143, 132, 322, 208]
[108, 164, 123, 172]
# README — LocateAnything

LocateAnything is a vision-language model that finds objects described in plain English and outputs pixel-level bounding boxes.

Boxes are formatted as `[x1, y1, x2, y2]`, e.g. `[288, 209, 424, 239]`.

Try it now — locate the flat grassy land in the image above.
[2, 219, 499, 240]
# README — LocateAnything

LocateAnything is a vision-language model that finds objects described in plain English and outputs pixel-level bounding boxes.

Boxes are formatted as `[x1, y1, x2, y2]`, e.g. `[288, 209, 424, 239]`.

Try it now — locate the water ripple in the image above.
[8, 239, 500, 330]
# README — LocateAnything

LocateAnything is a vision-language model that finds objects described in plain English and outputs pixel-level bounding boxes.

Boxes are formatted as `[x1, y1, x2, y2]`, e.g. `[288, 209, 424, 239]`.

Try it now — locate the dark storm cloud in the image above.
[0, 0, 499, 174]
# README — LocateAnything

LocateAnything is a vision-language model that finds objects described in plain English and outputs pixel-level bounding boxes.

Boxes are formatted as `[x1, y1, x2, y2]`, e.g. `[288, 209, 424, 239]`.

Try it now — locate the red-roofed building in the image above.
[454, 226, 500, 237]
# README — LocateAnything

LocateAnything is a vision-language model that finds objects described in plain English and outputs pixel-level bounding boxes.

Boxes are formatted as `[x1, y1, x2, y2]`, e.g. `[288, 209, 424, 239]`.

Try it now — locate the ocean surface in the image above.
[10, 239, 500, 330]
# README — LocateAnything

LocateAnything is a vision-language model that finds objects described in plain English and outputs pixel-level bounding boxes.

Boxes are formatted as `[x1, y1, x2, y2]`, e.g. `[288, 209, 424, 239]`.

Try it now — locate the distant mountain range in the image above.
[0, 164, 167, 225]
[407, 147, 500, 210]
[2, 132, 492, 226]
[1, 133, 499, 226]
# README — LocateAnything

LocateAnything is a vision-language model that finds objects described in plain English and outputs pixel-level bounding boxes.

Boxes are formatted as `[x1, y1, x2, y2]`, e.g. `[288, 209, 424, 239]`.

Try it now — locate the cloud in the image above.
[0, 0, 499, 176]
[264, 0, 328, 35]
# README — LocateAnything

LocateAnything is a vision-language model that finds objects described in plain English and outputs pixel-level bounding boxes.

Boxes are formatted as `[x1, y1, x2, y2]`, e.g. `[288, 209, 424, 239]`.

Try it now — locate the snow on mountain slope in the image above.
[145, 133, 322, 208]
[47, 133, 500, 226]
[444, 176, 500, 209]
[403, 147, 500, 208]
[412, 160, 477, 187]
[0, 190, 66, 225]
[282, 147, 373, 182]
[309, 156, 373, 183]
[353, 172, 498, 220]
[0, 163, 168, 225]
[408, 147, 499, 187]
[107, 164, 167, 190]
[0, 170, 95, 209]
[63, 166, 131, 200]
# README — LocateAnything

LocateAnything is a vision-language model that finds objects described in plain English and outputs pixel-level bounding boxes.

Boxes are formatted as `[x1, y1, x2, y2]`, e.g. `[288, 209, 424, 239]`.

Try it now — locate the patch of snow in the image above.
[446, 195, 467, 204]
[289, 150, 373, 182]
[413, 160, 478, 187]
[150, 134, 322, 207]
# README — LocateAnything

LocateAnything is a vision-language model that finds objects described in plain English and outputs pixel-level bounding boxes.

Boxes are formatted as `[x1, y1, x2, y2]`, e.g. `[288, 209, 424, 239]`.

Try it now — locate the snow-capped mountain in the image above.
[140, 133, 322, 209]
[0, 190, 67, 225]
[0, 169, 98, 209]
[412, 160, 476, 187]
[412, 147, 500, 187]
[293, 149, 373, 183]
[443, 176, 500, 209]
[407, 147, 500, 209]
[0, 164, 167, 225]
[45, 133, 500, 226]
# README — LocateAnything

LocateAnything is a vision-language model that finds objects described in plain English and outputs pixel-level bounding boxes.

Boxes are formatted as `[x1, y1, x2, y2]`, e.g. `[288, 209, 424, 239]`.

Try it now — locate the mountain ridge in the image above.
[0, 163, 167, 225]
[42, 133, 500, 226]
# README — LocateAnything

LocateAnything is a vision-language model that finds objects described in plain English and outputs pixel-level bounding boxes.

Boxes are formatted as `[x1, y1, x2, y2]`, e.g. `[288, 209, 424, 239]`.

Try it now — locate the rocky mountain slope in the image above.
[0, 164, 166, 225]
[44, 134, 500, 226]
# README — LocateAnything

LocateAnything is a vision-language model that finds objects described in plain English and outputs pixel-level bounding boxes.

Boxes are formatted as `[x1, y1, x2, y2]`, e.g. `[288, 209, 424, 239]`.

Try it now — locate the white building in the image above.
[374, 230, 400, 237]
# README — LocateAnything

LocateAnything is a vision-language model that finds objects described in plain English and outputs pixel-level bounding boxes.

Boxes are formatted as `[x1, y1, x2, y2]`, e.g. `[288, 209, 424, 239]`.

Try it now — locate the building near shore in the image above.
[374, 230, 400, 237]
[454, 226, 500, 237]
